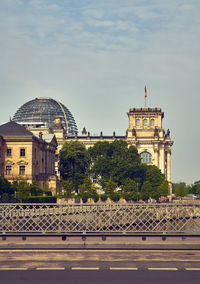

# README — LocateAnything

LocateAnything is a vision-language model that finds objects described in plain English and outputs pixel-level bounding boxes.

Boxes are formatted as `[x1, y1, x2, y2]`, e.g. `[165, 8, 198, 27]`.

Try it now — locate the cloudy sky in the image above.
[0, 0, 199, 184]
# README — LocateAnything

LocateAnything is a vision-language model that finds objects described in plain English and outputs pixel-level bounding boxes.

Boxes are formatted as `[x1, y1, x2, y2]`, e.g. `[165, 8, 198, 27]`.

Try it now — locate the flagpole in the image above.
[145, 86, 147, 108]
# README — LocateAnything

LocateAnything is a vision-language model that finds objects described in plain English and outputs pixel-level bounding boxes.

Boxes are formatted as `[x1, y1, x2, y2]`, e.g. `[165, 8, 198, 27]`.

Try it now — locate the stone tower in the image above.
[126, 108, 173, 187]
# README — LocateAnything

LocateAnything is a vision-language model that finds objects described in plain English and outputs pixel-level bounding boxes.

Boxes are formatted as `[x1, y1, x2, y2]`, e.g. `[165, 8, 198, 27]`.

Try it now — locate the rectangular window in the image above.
[6, 166, 12, 175]
[19, 166, 25, 175]
[7, 148, 12, 157]
[20, 148, 26, 157]
[136, 119, 140, 127]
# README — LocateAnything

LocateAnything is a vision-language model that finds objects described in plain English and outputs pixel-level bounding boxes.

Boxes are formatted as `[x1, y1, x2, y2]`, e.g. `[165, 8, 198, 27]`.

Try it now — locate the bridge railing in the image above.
[0, 203, 200, 234]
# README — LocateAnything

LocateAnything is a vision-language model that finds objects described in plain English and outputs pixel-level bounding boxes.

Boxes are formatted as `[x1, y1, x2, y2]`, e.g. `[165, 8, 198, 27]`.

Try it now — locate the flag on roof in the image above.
[145, 86, 147, 98]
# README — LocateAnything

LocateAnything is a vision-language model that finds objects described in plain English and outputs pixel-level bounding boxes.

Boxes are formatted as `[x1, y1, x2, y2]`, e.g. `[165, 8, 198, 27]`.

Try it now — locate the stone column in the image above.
[154, 144, 159, 167]
[159, 145, 165, 175]
[166, 149, 171, 182]
[166, 149, 172, 196]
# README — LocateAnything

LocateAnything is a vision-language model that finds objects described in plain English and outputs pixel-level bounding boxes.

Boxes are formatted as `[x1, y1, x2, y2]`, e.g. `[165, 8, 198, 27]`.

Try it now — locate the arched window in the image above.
[143, 119, 147, 126]
[150, 119, 155, 126]
[136, 119, 140, 127]
[140, 152, 152, 163]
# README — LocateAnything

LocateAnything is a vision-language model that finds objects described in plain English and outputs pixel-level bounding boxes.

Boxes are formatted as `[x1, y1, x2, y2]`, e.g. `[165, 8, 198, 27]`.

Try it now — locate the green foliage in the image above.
[104, 179, 117, 195]
[140, 181, 153, 201]
[59, 141, 90, 191]
[81, 195, 88, 203]
[61, 180, 75, 199]
[0, 177, 14, 196]
[23, 196, 57, 203]
[89, 140, 141, 186]
[189, 184, 200, 195]
[196, 185, 200, 195]
[121, 178, 137, 193]
[101, 194, 108, 202]
[0, 193, 17, 203]
[0, 177, 53, 203]
[58, 140, 170, 202]
[78, 178, 98, 202]
[158, 180, 170, 197]
[143, 165, 165, 191]
[93, 194, 99, 203]
[122, 191, 138, 202]
[172, 182, 186, 194]
[174, 183, 188, 197]
[12, 178, 30, 203]
[13, 178, 52, 201]
[110, 192, 120, 202]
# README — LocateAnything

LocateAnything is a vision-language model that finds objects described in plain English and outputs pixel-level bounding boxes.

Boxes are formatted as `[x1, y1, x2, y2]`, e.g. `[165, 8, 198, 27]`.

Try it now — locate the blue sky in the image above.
[0, 0, 200, 184]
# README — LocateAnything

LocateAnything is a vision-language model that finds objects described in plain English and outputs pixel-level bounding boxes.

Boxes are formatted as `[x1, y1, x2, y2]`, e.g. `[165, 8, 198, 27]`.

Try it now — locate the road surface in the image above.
[0, 249, 200, 283]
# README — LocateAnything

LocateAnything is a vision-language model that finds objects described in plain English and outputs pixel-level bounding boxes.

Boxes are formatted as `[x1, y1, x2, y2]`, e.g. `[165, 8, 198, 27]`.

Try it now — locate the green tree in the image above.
[174, 183, 187, 198]
[29, 180, 46, 196]
[89, 140, 141, 187]
[0, 177, 14, 197]
[104, 179, 117, 195]
[59, 141, 90, 192]
[140, 181, 152, 201]
[189, 184, 200, 195]
[158, 180, 170, 197]
[12, 178, 31, 202]
[121, 178, 140, 200]
[143, 165, 165, 191]
[79, 178, 98, 201]
[122, 191, 138, 202]
[196, 184, 200, 195]
[61, 180, 75, 199]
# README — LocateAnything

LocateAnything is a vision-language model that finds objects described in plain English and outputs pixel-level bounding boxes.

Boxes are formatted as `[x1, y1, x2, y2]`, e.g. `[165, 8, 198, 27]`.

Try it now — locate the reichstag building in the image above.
[12, 97, 173, 191]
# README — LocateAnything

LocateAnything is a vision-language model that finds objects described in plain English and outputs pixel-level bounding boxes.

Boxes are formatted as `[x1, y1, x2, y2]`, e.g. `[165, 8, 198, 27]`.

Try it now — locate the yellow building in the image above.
[12, 98, 173, 192]
[126, 108, 173, 183]
[0, 121, 57, 192]
[26, 108, 173, 187]
[69, 108, 173, 186]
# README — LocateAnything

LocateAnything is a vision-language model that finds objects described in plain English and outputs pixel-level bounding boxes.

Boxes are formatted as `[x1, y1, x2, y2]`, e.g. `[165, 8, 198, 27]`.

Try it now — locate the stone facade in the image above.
[0, 121, 58, 192]
[126, 108, 173, 183]
[23, 107, 173, 191]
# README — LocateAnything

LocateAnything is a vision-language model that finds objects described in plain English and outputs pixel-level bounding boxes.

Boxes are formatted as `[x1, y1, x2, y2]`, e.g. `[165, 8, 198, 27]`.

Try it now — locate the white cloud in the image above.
[87, 19, 114, 28]
[84, 9, 104, 19]
[0, 0, 200, 183]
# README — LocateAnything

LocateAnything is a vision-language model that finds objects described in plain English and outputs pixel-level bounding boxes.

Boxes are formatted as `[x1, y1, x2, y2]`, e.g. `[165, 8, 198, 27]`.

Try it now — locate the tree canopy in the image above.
[59, 141, 90, 192]
[88, 140, 141, 187]
[174, 183, 188, 198]
[0, 177, 53, 203]
[59, 140, 167, 201]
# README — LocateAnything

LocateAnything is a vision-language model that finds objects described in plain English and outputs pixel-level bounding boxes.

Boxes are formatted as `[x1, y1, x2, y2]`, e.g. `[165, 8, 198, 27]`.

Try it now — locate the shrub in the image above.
[82, 195, 88, 203]
[131, 192, 138, 201]
[122, 192, 132, 202]
[110, 192, 120, 202]
[93, 194, 99, 203]
[0, 194, 18, 203]
[23, 196, 57, 203]
[101, 194, 108, 202]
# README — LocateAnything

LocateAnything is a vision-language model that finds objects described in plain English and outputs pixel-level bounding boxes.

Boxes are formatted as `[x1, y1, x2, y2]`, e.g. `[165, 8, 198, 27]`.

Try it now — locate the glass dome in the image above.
[12, 97, 78, 136]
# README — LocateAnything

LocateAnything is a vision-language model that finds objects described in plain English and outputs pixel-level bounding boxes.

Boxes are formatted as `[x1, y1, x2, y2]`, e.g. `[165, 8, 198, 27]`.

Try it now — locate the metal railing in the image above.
[0, 203, 200, 235]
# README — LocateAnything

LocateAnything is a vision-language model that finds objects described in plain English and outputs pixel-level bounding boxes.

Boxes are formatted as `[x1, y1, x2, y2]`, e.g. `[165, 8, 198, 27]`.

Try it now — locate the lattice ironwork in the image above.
[0, 203, 200, 234]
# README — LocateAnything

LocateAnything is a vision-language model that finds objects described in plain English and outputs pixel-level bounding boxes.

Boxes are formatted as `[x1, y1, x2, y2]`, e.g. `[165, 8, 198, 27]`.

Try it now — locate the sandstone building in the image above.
[0, 121, 57, 192]
[12, 98, 174, 191]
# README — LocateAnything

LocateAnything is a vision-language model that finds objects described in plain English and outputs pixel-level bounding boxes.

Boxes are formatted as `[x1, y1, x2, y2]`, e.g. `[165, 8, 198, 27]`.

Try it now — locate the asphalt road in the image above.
[0, 270, 200, 284]
[0, 249, 200, 283]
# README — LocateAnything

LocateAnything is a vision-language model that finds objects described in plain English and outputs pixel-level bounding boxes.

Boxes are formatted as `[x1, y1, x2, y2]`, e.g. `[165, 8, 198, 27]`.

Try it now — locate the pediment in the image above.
[5, 160, 14, 165]
[17, 160, 28, 166]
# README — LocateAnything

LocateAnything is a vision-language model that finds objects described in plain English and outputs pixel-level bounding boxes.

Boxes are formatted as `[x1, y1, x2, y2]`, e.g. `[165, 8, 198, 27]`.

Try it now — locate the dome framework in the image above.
[12, 98, 78, 136]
